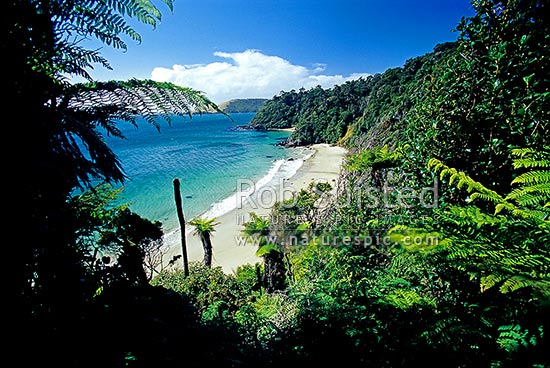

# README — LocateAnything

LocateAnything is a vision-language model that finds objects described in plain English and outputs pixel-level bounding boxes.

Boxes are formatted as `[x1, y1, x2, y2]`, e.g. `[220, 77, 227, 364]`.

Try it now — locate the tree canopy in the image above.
[11, 1, 221, 365]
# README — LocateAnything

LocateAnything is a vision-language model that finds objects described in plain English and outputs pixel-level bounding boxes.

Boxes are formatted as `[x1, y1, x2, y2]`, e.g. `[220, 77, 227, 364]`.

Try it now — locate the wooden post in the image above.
[173, 178, 189, 277]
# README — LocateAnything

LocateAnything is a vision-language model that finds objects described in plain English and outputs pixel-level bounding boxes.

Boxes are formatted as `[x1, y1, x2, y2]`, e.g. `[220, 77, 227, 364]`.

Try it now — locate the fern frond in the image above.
[469, 192, 506, 205]
[383, 289, 435, 309]
[446, 206, 501, 226]
[417, 150, 550, 301]
[387, 226, 446, 251]
[509, 208, 549, 220]
[497, 324, 541, 353]
[511, 147, 550, 169]
[256, 243, 282, 257]
[507, 187, 550, 203]
[427, 158, 446, 172]
[66, 79, 222, 126]
[428, 159, 506, 205]
[480, 273, 505, 292]
[511, 170, 550, 185]
[512, 158, 550, 169]
[510, 147, 537, 158]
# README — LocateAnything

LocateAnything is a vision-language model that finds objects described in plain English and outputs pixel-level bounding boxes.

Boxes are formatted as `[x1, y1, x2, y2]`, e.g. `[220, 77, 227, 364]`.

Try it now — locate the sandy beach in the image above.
[268, 127, 296, 132]
[163, 143, 347, 274]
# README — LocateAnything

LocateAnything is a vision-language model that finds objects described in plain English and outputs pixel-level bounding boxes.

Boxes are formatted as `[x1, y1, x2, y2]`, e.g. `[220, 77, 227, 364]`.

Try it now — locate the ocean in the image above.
[104, 112, 308, 235]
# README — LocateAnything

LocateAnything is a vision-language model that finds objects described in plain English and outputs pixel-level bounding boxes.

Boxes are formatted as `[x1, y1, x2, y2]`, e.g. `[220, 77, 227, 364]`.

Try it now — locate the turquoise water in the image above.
[104, 113, 295, 234]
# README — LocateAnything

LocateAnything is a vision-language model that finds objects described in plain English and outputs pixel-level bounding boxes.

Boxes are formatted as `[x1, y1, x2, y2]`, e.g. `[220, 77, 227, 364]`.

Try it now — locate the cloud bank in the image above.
[151, 49, 370, 103]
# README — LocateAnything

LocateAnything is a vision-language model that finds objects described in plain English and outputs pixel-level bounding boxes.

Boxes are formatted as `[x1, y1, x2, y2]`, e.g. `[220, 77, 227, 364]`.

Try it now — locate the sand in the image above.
[163, 143, 347, 274]
[268, 127, 296, 132]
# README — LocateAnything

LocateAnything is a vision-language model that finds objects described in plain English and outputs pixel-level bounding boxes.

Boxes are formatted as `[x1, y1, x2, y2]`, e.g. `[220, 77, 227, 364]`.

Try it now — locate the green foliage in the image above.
[429, 149, 550, 221]
[344, 144, 406, 172]
[283, 241, 486, 365]
[404, 0, 549, 195]
[507, 148, 550, 215]
[188, 216, 220, 236]
[240, 212, 287, 293]
[242, 212, 271, 238]
[250, 81, 372, 145]
[239, 292, 300, 346]
[256, 243, 281, 257]
[271, 181, 333, 233]
[152, 262, 258, 315]
[188, 216, 219, 268]
[392, 149, 550, 301]
[496, 324, 543, 353]
[381, 289, 432, 310]
[72, 184, 166, 286]
[72, 183, 127, 237]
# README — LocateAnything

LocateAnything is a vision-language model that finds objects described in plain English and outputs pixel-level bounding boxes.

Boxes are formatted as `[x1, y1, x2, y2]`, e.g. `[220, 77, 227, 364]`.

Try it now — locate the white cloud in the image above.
[151, 49, 370, 103]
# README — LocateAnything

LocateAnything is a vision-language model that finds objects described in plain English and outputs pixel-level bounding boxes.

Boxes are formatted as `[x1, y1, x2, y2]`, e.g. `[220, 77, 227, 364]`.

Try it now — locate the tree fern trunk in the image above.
[264, 252, 286, 293]
[201, 233, 213, 267]
[173, 179, 189, 277]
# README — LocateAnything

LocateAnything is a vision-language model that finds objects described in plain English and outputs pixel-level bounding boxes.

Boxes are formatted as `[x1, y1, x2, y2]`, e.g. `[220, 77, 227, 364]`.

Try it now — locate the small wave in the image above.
[201, 159, 285, 219]
[201, 149, 310, 220]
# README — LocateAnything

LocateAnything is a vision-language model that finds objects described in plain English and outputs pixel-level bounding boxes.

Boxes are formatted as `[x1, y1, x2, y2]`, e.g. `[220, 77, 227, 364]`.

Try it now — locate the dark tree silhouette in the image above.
[173, 178, 190, 276]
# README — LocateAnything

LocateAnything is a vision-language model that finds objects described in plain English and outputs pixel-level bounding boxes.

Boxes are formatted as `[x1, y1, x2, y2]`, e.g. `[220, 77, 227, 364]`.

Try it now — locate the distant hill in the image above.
[218, 98, 268, 113]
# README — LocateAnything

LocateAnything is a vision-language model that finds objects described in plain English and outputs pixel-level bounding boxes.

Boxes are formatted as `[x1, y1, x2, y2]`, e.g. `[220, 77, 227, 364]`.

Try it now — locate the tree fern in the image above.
[429, 150, 550, 220]
[427, 158, 507, 207]
[55, 79, 222, 186]
[496, 324, 543, 354]
[391, 148, 550, 301]
[256, 243, 282, 258]
[51, 0, 175, 80]
[506, 148, 550, 216]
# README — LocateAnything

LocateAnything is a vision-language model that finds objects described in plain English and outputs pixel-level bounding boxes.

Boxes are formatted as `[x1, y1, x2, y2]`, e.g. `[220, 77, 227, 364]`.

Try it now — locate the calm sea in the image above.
[104, 112, 304, 235]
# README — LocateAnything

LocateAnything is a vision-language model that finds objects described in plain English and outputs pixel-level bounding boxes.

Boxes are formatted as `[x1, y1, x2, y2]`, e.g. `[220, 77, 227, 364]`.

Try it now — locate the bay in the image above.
[104, 112, 294, 234]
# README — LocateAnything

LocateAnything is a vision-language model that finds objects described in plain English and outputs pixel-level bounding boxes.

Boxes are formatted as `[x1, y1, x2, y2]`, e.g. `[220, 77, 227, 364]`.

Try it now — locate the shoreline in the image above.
[162, 143, 347, 274]
[267, 127, 296, 132]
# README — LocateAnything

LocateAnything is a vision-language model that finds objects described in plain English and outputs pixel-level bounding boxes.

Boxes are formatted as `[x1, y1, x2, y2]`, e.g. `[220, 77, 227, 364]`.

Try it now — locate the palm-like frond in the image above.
[391, 149, 550, 300]
[428, 155, 550, 220]
[64, 79, 220, 126]
[188, 217, 220, 236]
[506, 148, 550, 214]
[56, 42, 112, 82]
[242, 212, 271, 237]
[55, 79, 222, 186]
[45, 0, 175, 80]
[256, 243, 281, 257]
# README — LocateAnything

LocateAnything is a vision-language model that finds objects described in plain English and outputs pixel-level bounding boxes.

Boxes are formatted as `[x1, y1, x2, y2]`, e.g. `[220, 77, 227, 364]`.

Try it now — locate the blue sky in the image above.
[88, 0, 474, 103]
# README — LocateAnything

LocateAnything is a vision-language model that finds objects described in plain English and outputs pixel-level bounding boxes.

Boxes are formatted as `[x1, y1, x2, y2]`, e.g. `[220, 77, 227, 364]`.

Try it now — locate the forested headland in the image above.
[219, 98, 268, 113]
[12, 0, 549, 367]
